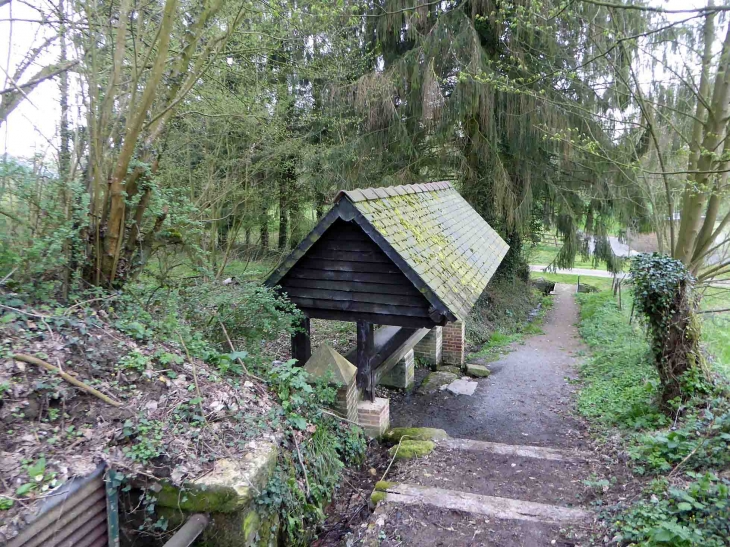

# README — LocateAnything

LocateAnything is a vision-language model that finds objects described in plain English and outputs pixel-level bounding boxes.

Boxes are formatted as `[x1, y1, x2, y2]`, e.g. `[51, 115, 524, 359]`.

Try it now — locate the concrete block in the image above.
[379, 349, 415, 390]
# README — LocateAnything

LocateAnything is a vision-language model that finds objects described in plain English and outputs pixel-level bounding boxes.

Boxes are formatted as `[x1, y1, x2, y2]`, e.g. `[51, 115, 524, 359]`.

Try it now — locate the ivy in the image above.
[630, 253, 706, 405]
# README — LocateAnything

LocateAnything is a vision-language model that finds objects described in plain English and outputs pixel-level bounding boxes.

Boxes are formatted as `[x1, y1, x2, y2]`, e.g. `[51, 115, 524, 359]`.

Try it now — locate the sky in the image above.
[0, 0, 716, 162]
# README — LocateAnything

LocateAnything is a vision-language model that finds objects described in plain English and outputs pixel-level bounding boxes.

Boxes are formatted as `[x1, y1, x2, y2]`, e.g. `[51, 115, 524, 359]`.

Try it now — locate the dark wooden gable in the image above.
[278, 219, 437, 328]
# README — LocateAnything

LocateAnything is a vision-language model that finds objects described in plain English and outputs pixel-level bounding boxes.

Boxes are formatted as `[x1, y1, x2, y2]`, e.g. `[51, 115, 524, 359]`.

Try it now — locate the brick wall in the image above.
[442, 320, 464, 366]
[357, 397, 390, 438]
[335, 379, 359, 423]
[414, 326, 442, 365]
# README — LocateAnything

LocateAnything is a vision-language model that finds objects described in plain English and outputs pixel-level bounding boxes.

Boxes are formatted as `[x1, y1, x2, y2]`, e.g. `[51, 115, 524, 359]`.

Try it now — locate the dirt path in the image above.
[355, 285, 600, 546]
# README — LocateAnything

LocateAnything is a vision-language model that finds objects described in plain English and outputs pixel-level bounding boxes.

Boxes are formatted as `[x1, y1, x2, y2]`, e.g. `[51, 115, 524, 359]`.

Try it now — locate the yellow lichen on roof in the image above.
[347, 182, 508, 321]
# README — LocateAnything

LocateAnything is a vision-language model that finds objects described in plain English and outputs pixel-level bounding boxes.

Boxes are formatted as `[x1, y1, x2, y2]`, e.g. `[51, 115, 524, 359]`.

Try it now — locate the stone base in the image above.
[379, 349, 415, 390]
[414, 327, 442, 366]
[357, 397, 390, 438]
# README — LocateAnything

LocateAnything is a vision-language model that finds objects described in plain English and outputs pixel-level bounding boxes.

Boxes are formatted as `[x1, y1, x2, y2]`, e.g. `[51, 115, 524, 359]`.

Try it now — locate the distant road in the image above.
[530, 265, 730, 288]
[529, 265, 623, 279]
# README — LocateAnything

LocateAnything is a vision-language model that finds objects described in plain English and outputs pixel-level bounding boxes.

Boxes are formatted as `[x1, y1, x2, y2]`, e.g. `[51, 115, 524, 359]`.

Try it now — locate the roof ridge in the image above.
[335, 181, 452, 203]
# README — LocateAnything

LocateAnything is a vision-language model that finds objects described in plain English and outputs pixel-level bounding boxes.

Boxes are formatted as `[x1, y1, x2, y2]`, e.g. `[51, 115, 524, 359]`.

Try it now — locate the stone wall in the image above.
[154, 442, 279, 546]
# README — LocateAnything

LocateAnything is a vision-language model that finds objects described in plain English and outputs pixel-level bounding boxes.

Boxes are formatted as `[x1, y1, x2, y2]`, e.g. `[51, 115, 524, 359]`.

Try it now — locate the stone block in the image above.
[357, 397, 390, 438]
[379, 349, 415, 390]
[388, 440, 434, 459]
[414, 326, 442, 365]
[417, 371, 457, 394]
[155, 442, 278, 513]
[153, 442, 280, 546]
[465, 363, 491, 378]
[382, 427, 449, 445]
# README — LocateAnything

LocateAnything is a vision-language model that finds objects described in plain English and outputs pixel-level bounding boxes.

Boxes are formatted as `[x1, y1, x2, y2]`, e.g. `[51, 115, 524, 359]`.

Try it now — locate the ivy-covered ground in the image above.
[576, 290, 730, 545]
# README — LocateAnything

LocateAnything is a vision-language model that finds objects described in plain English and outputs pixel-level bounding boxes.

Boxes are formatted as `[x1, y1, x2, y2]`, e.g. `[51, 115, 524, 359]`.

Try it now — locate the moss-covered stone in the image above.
[417, 371, 457, 394]
[374, 480, 397, 492]
[243, 510, 260, 544]
[388, 440, 434, 459]
[437, 365, 462, 375]
[370, 491, 387, 505]
[382, 427, 448, 445]
[465, 363, 491, 378]
[155, 442, 278, 513]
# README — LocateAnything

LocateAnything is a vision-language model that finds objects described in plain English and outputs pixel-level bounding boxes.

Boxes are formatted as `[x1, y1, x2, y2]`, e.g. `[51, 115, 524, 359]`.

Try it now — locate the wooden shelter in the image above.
[265, 181, 508, 399]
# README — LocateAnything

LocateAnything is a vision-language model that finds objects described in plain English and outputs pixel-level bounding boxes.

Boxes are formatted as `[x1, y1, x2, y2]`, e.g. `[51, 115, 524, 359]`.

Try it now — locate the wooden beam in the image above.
[291, 316, 311, 366]
[357, 321, 375, 401]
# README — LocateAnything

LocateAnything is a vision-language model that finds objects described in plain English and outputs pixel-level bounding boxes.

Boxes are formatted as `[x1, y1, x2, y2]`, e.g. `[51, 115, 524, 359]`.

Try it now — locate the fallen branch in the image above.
[13, 353, 123, 407]
[217, 319, 264, 382]
[697, 308, 730, 314]
[319, 408, 362, 427]
[293, 433, 311, 497]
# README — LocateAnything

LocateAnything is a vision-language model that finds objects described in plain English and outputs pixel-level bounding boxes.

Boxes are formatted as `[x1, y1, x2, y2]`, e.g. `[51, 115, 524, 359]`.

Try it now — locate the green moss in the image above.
[382, 427, 448, 445]
[388, 440, 435, 459]
[243, 510, 261, 543]
[370, 491, 388, 505]
[155, 483, 245, 513]
[374, 480, 397, 491]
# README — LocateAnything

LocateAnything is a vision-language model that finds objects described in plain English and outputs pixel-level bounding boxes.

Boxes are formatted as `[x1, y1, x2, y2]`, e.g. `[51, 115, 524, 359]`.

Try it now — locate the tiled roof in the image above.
[335, 182, 509, 321]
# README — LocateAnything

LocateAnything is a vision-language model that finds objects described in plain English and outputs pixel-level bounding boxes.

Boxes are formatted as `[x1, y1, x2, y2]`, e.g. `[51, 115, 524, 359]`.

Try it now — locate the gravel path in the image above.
[355, 285, 600, 546]
[389, 283, 588, 448]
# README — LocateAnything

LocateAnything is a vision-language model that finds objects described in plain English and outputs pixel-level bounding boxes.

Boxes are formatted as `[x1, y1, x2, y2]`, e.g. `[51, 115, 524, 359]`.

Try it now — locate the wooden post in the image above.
[357, 320, 375, 401]
[291, 316, 311, 366]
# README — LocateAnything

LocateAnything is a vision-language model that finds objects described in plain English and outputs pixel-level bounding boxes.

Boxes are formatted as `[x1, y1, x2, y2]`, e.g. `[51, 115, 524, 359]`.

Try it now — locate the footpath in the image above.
[355, 284, 602, 546]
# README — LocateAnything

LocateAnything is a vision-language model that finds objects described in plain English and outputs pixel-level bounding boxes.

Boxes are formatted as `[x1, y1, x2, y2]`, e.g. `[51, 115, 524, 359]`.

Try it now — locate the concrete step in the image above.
[439, 437, 593, 462]
[374, 482, 590, 525]
[393, 442, 591, 506]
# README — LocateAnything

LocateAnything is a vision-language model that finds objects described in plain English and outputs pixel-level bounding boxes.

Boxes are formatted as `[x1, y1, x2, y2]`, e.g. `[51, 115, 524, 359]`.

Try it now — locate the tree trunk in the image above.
[675, 17, 730, 265]
[278, 174, 289, 251]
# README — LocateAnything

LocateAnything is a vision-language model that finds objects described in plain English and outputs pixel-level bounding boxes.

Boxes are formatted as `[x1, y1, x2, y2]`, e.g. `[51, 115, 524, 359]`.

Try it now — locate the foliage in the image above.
[466, 278, 545, 347]
[631, 253, 705, 405]
[577, 291, 666, 429]
[613, 473, 730, 547]
[578, 290, 730, 546]
[258, 360, 366, 545]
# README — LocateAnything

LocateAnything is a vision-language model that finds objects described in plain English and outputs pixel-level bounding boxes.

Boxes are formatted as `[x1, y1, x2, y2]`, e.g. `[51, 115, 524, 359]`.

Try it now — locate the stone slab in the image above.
[439, 438, 593, 462]
[440, 377, 478, 396]
[417, 371, 457, 394]
[375, 482, 590, 524]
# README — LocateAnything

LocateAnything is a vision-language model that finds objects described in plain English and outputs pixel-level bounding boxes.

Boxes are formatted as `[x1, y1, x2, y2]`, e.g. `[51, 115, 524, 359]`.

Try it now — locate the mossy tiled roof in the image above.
[336, 181, 509, 321]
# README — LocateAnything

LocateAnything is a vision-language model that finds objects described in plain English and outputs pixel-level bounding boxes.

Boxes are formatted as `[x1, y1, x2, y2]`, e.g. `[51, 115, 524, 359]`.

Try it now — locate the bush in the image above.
[614, 473, 730, 546]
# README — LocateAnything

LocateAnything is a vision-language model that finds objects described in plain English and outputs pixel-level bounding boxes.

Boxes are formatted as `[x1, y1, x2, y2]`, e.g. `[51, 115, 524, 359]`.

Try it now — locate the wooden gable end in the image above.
[279, 219, 437, 328]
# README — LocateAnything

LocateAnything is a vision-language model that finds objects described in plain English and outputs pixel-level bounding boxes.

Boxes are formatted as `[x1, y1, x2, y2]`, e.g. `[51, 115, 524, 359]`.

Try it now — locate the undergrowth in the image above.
[466, 277, 551, 360]
[1, 271, 366, 545]
[577, 291, 730, 546]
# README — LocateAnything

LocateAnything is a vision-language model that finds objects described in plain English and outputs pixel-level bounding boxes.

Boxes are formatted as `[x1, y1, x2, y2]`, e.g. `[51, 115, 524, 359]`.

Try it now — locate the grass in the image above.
[576, 291, 666, 430]
[467, 293, 553, 361]
[698, 285, 730, 378]
[575, 290, 730, 546]
[531, 271, 615, 292]
[526, 242, 608, 270]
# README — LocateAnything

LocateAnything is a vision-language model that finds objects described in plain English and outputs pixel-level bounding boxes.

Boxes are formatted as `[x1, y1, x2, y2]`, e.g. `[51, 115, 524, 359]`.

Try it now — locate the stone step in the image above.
[373, 482, 590, 525]
[391, 440, 590, 506]
[440, 437, 593, 462]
